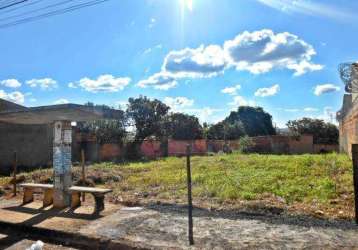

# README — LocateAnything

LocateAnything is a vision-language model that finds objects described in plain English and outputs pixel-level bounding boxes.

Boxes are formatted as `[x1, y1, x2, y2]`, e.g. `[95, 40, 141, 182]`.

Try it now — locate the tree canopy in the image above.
[286, 118, 339, 144]
[126, 96, 170, 140]
[163, 113, 203, 140]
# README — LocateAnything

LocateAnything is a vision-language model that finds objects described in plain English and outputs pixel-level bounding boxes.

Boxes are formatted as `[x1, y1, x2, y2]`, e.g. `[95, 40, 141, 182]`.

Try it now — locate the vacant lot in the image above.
[0, 153, 354, 219]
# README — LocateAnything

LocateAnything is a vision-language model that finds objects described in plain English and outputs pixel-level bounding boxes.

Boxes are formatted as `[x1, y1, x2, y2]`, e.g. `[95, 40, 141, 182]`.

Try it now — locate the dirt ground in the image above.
[1, 195, 358, 249]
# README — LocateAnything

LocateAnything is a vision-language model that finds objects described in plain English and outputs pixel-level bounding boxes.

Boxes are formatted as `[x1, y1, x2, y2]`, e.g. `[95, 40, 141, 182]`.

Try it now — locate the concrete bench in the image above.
[19, 183, 54, 207]
[68, 186, 112, 214]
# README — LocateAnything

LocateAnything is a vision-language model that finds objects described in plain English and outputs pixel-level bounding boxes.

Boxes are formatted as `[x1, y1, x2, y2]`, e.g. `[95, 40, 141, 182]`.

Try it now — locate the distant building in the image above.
[0, 99, 53, 174]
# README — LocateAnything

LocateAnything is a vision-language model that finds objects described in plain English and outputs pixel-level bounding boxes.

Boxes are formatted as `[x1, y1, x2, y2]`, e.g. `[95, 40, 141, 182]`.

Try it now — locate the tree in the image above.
[224, 106, 276, 136]
[286, 118, 339, 144]
[78, 103, 127, 144]
[206, 121, 245, 140]
[126, 96, 170, 140]
[163, 113, 203, 140]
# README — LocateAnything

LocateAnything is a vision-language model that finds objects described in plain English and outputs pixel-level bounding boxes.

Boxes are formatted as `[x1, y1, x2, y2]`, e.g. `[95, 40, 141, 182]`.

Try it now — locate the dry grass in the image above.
[0, 152, 354, 219]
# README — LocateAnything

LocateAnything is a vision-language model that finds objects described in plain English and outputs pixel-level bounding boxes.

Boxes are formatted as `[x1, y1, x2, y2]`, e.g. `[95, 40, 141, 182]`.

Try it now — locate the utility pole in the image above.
[186, 144, 194, 245]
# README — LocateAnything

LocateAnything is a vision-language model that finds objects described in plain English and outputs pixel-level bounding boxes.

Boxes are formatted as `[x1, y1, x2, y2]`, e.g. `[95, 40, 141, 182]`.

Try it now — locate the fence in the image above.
[0, 131, 339, 174]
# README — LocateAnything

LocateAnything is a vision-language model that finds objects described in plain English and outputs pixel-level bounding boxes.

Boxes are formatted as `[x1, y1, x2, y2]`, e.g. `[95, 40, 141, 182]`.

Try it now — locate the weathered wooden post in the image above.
[186, 144, 194, 245]
[81, 149, 86, 202]
[12, 151, 17, 196]
[352, 144, 358, 224]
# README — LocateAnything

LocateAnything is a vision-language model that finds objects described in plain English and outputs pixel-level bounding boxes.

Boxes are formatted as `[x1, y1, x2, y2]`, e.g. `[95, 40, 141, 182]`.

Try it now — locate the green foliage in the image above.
[225, 106, 276, 136]
[126, 96, 170, 140]
[206, 106, 276, 140]
[78, 104, 127, 144]
[287, 118, 339, 144]
[239, 136, 255, 153]
[206, 121, 245, 140]
[163, 113, 203, 140]
[116, 152, 352, 204]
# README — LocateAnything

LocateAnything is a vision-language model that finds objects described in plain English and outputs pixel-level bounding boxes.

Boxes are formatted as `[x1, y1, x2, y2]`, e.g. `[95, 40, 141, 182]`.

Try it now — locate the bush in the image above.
[239, 136, 255, 153]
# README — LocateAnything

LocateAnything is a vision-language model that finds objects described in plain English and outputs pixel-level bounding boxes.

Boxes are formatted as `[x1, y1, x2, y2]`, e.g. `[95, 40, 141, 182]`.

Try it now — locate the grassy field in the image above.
[0, 152, 355, 219]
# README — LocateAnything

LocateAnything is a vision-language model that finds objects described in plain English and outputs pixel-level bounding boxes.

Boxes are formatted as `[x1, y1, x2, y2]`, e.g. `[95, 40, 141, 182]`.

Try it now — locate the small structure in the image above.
[337, 62, 358, 156]
[0, 103, 121, 208]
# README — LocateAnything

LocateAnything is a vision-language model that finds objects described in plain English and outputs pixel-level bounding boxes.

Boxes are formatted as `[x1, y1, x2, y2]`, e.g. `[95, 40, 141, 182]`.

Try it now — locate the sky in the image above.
[0, 0, 357, 127]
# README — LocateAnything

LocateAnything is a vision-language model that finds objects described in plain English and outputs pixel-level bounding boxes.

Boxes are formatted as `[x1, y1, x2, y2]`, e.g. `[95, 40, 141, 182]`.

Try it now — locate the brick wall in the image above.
[140, 140, 162, 158]
[168, 139, 207, 156]
[338, 94, 358, 156]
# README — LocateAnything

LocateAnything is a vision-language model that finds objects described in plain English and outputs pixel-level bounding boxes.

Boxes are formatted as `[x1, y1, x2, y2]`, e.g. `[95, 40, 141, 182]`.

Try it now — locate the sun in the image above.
[180, 0, 193, 11]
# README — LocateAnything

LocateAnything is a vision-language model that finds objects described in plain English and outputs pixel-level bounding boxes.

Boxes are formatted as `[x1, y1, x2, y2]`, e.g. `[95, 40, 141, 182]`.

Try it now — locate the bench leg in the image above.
[23, 188, 34, 205]
[92, 193, 105, 215]
[71, 192, 81, 209]
[43, 189, 54, 207]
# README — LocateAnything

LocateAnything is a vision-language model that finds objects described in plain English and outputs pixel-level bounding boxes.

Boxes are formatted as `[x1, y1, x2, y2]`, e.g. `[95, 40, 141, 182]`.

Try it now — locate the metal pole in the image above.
[186, 144, 194, 245]
[81, 149, 86, 202]
[12, 151, 17, 196]
[352, 144, 358, 224]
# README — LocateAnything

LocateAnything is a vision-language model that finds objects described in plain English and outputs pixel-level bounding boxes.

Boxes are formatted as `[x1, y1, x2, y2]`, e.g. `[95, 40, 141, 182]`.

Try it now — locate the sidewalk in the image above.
[1, 197, 358, 249]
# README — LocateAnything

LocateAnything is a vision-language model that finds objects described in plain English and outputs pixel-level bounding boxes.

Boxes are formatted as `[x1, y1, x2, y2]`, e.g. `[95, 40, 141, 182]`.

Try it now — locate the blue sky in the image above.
[0, 0, 357, 127]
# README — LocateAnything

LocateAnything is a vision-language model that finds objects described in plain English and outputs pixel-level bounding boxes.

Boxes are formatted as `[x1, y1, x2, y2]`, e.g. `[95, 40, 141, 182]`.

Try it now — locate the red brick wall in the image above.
[313, 144, 339, 153]
[289, 135, 313, 154]
[140, 140, 163, 158]
[340, 113, 357, 156]
[99, 144, 121, 161]
[168, 139, 207, 156]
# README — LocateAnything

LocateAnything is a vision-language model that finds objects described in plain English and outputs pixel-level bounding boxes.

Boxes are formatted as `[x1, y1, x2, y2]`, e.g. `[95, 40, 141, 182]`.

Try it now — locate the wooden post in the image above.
[186, 144, 194, 245]
[12, 151, 17, 196]
[81, 149, 86, 202]
[352, 144, 358, 224]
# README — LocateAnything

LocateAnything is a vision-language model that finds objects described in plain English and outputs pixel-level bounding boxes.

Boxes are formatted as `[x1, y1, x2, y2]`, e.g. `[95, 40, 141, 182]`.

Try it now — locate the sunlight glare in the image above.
[180, 0, 193, 11]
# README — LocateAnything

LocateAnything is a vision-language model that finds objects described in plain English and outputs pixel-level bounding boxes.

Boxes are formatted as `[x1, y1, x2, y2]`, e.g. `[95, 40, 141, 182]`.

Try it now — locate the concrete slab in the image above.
[1, 197, 358, 249]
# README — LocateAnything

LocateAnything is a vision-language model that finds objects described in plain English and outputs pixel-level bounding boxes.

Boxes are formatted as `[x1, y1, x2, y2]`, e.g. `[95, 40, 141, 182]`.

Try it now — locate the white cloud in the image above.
[143, 48, 152, 54]
[139, 29, 322, 90]
[68, 82, 77, 88]
[224, 29, 323, 76]
[303, 107, 319, 112]
[181, 107, 224, 123]
[1, 79, 21, 88]
[164, 96, 194, 111]
[148, 18, 156, 28]
[257, 0, 355, 21]
[228, 95, 256, 107]
[137, 72, 178, 90]
[116, 100, 129, 110]
[314, 84, 340, 96]
[143, 44, 162, 55]
[53, 98, 69, 105]
[29, 98, 37, 102]
[0, 90, 25, 104]
[76, 74, 131, 93]
[163, 45, 227, 78]
[221, 84, 241, 95]
[315, 106, 337, 124]
[255, 84, 280, 97]
[26, 78, 57, 90]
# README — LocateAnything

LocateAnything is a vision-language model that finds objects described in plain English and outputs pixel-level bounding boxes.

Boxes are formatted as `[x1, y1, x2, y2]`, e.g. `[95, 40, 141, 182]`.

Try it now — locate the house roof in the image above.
[0, 98, 27, 112]
[0, 103, 122, 124]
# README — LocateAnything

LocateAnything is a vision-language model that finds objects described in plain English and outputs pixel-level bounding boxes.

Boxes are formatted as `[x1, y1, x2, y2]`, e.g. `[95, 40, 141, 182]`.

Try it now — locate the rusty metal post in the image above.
[352, 144, 358, 224]
[81, 149, 86, 202]
[186, 144, 194, 245]
[12, 151, 17, 196]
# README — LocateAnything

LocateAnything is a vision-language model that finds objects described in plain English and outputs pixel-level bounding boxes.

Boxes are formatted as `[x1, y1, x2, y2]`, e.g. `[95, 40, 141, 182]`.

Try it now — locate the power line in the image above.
[0, 0, 110, 29]
[0, 0, 28, 10]
[0, 0, 78, 22]
[0, 0, 44, 15]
